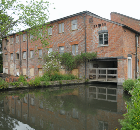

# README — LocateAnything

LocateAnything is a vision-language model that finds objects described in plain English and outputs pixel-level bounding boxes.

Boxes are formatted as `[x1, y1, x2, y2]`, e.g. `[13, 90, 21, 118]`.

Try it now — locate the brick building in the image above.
[2, 11, 140, 84]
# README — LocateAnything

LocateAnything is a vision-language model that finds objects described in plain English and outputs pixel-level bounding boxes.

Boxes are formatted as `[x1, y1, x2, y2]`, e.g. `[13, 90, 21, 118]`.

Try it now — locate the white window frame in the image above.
[72, 44, 78, 55]
[23, 51, 26, 59]
[72, 19, 77, 30]
[38, 49, 42, 58]
[59, 23, 64, 33]
[59, 46, 64, 54]
[30, 50, 34, 58]
[128, 57, 132, 79]
[48, 27, 52, 35]
[99, 33, 108, 45]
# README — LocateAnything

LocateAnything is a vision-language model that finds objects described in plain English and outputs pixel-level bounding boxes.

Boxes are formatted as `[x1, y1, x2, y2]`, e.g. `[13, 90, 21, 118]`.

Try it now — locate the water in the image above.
[0, 83, 128, 130]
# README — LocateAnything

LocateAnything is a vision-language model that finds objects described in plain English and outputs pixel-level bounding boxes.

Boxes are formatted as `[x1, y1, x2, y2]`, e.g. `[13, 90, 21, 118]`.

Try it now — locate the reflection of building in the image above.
[4, 85, 126, 130]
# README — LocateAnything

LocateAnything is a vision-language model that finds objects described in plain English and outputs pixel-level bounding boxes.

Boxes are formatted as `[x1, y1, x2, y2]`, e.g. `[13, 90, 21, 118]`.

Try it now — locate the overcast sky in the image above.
[48, 0, 140, 22]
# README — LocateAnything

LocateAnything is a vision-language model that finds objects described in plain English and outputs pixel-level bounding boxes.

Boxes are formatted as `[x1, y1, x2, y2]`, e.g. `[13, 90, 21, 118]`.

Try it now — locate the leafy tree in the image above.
[0, 39, 2, 73]
[0, 0, 52, 41]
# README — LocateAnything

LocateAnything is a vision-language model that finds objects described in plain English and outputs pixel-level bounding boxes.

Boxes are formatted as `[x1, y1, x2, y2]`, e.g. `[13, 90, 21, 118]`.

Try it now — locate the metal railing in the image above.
[89, 68, 117, 82]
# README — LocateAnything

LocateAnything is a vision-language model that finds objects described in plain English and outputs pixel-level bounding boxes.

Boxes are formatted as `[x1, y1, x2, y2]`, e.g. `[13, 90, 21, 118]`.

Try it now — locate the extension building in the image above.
[2, 11, 140, 85]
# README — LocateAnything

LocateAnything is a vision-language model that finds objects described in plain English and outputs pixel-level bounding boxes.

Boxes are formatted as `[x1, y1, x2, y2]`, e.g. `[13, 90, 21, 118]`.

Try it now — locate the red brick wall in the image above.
[110, 12, 140, 32]
[2, 12, 139, 81]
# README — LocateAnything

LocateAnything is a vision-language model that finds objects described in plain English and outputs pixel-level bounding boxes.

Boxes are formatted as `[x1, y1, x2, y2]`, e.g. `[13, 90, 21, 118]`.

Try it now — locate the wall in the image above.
[111, 12, 140, 32]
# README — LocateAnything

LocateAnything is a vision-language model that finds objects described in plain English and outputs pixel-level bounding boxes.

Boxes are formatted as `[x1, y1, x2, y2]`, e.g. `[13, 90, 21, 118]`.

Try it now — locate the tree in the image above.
[0, 39, 2, 73]
[0, 0, 52, 39]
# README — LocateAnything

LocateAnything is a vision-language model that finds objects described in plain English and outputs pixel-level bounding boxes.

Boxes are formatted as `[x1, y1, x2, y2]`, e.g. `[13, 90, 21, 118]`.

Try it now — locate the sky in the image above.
[47, 0, 140, 22]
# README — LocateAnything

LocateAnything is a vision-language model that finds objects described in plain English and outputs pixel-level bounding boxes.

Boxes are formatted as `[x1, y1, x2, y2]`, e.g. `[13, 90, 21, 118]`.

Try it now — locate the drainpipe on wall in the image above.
[84, 14, 87, 79]
[27, 32, 29, 77]
[20, 34, 21, 75]
[13, 34, 15, 76]
[135, 34, 139, 79]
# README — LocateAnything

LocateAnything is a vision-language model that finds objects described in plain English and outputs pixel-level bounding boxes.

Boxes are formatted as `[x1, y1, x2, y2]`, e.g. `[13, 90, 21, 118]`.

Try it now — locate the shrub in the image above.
[49, 72, 76, 81]
[0, 78, 8, 89]
[120, 84, 140, 129]
[28, 76, 41, 87]
[123, 79, 134, 92]
[10, 82, 20, 87]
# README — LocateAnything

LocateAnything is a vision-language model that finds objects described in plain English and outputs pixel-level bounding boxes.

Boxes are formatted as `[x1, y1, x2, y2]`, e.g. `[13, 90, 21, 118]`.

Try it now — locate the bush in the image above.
[0, 78, 8, 89]
[123, 79, 134, 92]
[120, 84, 140, 129]
[49, 72, 76, 81]
[28, 76, 41, 87]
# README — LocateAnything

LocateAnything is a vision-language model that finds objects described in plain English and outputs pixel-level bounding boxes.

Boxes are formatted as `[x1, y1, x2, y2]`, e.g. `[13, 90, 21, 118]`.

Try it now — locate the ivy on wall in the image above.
[43, 52, 97, 73]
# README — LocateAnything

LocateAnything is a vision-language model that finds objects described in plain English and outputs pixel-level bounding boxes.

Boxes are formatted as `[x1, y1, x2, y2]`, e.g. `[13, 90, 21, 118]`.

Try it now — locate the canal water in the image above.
[0, 83, 128, 130]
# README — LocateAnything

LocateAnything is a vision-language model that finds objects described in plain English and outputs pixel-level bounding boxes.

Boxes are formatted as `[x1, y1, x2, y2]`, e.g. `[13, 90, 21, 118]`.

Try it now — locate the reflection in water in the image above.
[0, 84, 127, 130]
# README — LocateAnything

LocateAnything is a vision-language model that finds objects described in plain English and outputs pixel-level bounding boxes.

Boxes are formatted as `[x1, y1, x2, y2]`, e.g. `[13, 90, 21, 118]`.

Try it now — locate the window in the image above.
[38, 68, 43, 76]
[5, 54, 8, 61]
[59, 23, 64, 33]
[99, 33, 108, 45]
[10, 53, 13, 60]
[72, 19, 77, 30]
[38, 49, 42, 58]
[23, 68, 26, 75]
[72, 44, 78, 55]
[30, 34, 34, 40]
[16, 36, 19, 43]
[23, 34, 26, 41]
[48, 48, 52, 56]
[48, 27, 52, 35]
[30, 50, 34, 58]
[98, 121, 108, 130]
[59, 46, 64, 54]
[16, 53, 19, 59]
[23, 51, 26, 59]
[30, 68, 34, 77]
[11, 37, 14, 44]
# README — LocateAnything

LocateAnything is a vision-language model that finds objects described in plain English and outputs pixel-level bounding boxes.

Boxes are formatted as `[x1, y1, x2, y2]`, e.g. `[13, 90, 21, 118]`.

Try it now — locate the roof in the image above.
[111, 12, 140, 21]
[3, 11, 140, 38]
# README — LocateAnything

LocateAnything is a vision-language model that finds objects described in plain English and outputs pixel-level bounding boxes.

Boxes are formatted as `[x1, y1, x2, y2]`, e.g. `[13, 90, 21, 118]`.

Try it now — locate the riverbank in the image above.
[8, 79, 86, 90]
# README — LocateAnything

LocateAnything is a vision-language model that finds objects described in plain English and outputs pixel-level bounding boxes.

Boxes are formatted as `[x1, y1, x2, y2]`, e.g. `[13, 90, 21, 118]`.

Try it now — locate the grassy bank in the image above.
[0, 72, 79, 89]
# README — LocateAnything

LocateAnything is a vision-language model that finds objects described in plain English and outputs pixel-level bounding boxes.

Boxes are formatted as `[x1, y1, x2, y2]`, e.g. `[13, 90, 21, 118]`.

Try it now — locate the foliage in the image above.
[10, 82, 20, 87]
[0, 0, 52, 39]
[40, 72, 76, 81]
[0, 53, 2, 73]
[44, 52, 97, 72]
[123, 79, 134, 92]
[43, 52, 61, 74]
[0, 40, 2, 73]
[10, 75, 28, 87]
[120, 84, 140, 130]
[28, 76, 41, 87]
[0, 78, 8, 89]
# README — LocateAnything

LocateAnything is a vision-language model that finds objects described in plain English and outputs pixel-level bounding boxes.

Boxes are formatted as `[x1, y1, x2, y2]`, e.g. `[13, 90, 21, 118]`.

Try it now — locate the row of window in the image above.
[4, 19, 78, 45]
[4, 44, 79, 61]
